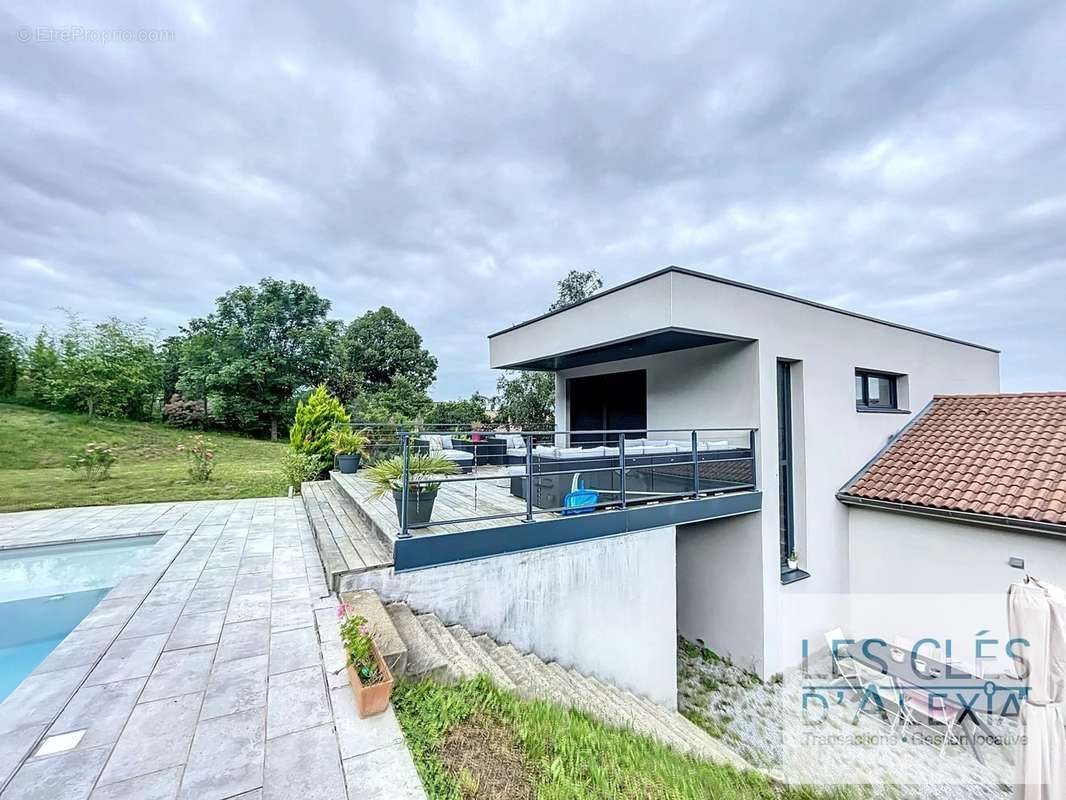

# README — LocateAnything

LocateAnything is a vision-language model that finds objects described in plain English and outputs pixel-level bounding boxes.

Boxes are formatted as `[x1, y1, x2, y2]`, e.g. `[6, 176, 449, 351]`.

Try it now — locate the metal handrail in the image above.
[389, 426, 758, 538]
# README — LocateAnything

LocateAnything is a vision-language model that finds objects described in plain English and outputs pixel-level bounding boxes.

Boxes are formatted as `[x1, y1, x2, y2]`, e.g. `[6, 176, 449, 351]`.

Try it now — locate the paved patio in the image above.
[0, 498, 425, 800]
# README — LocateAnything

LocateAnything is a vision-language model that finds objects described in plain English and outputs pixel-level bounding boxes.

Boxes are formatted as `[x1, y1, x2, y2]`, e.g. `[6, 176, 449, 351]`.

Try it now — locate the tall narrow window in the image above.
[777, 361, 794, 570]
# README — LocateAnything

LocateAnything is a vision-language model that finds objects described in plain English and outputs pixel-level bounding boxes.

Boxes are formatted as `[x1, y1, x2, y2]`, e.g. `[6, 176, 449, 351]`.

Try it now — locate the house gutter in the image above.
[836, 494, 1066, 540]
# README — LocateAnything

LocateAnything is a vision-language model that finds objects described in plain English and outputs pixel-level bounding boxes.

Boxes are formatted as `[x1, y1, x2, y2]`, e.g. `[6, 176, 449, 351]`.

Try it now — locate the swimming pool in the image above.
[0, 536, 161, 701]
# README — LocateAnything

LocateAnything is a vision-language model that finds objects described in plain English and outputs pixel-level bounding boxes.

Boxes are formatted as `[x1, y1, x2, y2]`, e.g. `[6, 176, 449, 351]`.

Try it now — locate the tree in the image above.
[549, 269, 603, 311]
[331, 307, 436, 408]
[159, 335, 185, 406]
[424, 392, 490, 430]
[178, 279, 340, 439]
[350, 375, 433, 424]
[24, 329, 57, 404]
[493, 269, 603, 429]
[0, 326, 21, 397]
[289, 384, 350, 469]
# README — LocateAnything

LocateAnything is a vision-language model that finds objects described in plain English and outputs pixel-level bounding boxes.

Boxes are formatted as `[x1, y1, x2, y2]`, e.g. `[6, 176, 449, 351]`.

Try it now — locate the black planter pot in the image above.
[392, 488, 438, 526]
[336, 453, 362, 474]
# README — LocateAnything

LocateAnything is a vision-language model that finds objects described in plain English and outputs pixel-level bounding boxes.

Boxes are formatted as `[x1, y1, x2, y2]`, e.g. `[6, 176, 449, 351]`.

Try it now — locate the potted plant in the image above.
[470, 421, 484, 443]
[364, 453, 459, 525]
[330, 428, 370, 474]
[787, 550, 799, 570]
[338, 605, 394, 717]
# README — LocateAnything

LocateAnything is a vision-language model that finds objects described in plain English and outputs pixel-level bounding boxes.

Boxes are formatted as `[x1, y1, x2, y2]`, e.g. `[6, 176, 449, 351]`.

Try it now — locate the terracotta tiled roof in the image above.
[843, 393, 1066, 527]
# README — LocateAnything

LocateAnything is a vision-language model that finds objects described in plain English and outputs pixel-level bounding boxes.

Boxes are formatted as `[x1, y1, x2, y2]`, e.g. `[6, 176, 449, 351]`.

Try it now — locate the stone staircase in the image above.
[343, 589, 749, 770]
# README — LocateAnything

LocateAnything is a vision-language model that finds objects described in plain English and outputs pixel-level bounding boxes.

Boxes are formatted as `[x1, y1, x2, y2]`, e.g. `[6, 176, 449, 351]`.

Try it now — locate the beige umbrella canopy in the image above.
[1009, 579, 1066, 799]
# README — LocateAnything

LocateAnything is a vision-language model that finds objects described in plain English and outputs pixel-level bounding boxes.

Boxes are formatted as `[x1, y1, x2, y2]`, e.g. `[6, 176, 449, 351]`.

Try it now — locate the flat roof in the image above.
[488, 266, 999, 354]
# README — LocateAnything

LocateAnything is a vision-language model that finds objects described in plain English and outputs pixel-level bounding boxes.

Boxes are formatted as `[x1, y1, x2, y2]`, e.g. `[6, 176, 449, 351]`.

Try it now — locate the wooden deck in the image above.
[331, 466, 530, 540]
[301, 479, 394, 590]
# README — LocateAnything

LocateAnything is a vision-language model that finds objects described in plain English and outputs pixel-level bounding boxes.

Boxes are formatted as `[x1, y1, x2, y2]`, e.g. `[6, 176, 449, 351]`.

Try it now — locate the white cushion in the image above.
[440, 435, 453, 449]
[505, 466, 526, 476]
[556, 447, 590, 459]
[422, 434, 443, 453]
[506, 448, 527, 457]
[441, 449, 473, 462]
[533, 445, 558, 456]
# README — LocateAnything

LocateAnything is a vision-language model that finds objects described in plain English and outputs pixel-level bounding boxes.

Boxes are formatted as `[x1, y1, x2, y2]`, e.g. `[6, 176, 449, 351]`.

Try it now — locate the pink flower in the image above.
[359, 624, 370, 637]
[336, 603, 349, 620]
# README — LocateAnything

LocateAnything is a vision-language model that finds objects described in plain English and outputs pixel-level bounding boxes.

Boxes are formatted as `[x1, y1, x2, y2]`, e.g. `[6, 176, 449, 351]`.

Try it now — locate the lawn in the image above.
[393, 676, 856, 800]
[0, 403, 288, 512]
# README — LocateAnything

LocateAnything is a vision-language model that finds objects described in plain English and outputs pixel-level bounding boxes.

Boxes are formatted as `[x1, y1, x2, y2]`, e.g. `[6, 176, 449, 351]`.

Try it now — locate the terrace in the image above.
[313, 425, 762, 580]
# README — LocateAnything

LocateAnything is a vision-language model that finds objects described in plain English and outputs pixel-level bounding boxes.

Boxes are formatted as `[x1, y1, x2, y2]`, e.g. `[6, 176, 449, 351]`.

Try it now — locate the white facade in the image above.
[489, 268, 1001, 676]
[348, 526, 679, 707]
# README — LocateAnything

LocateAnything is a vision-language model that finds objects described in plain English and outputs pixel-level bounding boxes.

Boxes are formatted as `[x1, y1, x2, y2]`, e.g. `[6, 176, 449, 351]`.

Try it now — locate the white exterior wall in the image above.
[491, 270, 1001, 676]
[348, 526, 679, 707]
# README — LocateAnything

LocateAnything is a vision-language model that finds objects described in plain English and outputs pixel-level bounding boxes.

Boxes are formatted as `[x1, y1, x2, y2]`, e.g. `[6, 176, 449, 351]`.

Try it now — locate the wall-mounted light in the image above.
[1008, 556, 1025, 570]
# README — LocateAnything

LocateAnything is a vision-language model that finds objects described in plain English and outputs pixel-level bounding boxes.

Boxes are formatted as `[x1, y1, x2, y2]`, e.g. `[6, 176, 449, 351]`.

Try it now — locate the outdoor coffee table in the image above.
[847, 639, 1024, 765]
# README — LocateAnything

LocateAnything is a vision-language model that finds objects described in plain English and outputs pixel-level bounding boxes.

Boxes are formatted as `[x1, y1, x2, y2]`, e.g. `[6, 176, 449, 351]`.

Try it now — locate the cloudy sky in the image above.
[2, 1, 1064, 398]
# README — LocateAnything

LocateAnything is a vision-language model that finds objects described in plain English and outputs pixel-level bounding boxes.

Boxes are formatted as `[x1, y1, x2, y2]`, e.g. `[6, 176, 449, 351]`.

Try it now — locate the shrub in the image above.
[289, 385, 350, 468]
[67, 443, 115, 483]
[280, 450, 326, 493]
[178, 435, 216, 482]
[337, 604, 383, 685]
[329, 427, 369, 456]
[162, 393, 210, 428]
[363, 453, 458, 497]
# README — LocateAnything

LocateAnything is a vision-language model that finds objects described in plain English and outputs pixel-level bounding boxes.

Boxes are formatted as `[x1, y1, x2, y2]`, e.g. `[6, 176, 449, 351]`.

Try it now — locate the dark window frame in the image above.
[855, 369, 899, 411]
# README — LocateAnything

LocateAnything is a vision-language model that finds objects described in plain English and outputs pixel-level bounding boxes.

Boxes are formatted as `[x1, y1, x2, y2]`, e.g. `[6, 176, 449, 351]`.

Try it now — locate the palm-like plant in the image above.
[329, 427, 370, 457]
[363, 454, 459, 497]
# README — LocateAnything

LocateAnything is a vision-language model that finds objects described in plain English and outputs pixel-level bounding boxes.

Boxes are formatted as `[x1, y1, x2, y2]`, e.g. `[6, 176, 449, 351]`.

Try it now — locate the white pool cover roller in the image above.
[1009, 579, 1066, 799]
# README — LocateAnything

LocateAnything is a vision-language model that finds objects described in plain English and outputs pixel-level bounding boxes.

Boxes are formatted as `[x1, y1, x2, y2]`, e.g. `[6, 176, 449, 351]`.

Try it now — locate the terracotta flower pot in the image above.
[347, 641, 394, 718]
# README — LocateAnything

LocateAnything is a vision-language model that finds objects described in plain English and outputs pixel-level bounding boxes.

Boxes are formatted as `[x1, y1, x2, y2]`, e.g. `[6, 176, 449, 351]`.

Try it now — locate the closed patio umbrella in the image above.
[1009, 579, 1066, 799]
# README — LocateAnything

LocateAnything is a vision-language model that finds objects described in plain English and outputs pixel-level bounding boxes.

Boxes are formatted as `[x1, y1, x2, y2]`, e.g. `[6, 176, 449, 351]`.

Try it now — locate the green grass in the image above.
[393, 676, 855, 800]
[0, 403, 288, 512]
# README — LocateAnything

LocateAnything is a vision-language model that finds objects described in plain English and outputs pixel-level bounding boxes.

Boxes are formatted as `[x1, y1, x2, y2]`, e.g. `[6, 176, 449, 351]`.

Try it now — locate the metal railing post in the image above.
[749, 428, 757, 489]
[399, 432, 411, 538]
[691, 430, 700, 497]
[618, 433, 627, 509]
[523, 433, 534, 523]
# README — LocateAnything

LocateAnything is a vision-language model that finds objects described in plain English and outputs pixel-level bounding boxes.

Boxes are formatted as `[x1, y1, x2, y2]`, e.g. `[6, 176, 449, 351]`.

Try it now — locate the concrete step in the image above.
[486, 643, 541, 700]
[522, 653, 578, 708]
[385, 603, 447, 681]
[416, 614, 481, 683]
[446, 626, 517, 691]
[542, 661, 609, 720]
[340, 590, 407, 677]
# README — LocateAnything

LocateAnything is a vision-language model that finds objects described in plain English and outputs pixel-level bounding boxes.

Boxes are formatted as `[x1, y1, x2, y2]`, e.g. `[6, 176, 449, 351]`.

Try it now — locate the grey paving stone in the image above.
[269, 578, 309, 603]
[271, 560, 305, 580]
[85, 634, 167, 687]
[201, 654, 268, 720]
[263, 723, 345, 800]
[226, 591, 271, 624]
[141, 645, 215, 702]
[0, 744, 109, 800]
[0, 724, 47, 785]
[268, 627, 319, 675]
[330, 686, 403, 761]
[97, 692, 202, 786]
[0, 665, 90, 734]
[195, 567, 237, 589]
[269, 600, 313, 633]
[179, 707, 265, 800]
[266, 667, 330, 739]
[238, 556, 273, 574]
[50, 677, 146, 749]
[118, 603, 183, 640]
[143, 579, 196, 607]
[217, 619, 271, 663]
[342, 743, 426, 800]
[165, 610, 226, 651]
[77, 597, 138, 629]
[32, 625, 122, 674]
[182, 584, 232, 614]
[234, 573, 272, 595]
[88, 766, 182, 800]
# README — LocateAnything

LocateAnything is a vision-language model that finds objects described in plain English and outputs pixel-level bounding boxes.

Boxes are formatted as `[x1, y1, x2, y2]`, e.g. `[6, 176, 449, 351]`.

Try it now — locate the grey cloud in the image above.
[1, 0, 1064, 397]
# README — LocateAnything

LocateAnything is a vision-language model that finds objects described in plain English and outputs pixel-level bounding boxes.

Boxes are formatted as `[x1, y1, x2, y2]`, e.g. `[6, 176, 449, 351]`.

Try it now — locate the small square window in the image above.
[855, 370, 899, 411]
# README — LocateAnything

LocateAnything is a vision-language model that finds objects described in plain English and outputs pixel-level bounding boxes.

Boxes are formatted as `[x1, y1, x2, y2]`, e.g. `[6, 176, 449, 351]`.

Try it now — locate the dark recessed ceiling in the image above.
[500, 328, 740, 371]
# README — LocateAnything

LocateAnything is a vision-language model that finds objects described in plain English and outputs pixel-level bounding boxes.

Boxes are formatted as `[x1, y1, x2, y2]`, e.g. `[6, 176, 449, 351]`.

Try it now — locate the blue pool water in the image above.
[0, 536, 160, 701]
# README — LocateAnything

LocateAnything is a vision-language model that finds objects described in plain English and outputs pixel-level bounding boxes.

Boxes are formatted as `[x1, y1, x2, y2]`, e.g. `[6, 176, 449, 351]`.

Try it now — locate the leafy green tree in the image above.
[424, 392, 490, 430]
[0, 325, 21, 397]
[493, 371, 555, 430]
[178, 279, 340, 439]
[159, 335, 185, 405]
[350, 375, 433, 424]
[332, 307, 437, 408]
[290, 384, 350, 469]
[549, 269, 603, 311]
[24, 329, 58, 404]
[36, 316, 161, 418]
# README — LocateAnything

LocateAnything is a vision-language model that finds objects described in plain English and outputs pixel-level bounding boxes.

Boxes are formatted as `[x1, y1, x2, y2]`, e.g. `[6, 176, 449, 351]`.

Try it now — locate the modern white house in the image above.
[333, 266, 1009, 708]
[487, 266, 1001, 678]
